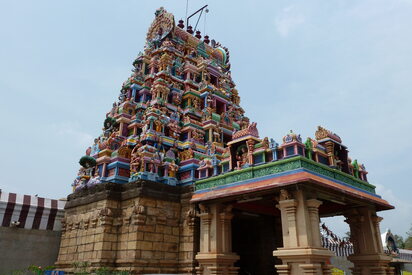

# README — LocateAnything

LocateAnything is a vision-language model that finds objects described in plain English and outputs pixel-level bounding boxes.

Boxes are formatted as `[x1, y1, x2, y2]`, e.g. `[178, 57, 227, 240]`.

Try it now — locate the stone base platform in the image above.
[56, 180, 198, 274]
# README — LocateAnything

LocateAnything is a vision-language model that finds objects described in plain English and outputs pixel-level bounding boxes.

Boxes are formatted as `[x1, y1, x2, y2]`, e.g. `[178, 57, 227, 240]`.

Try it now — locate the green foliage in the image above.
[71, 263, 130, 275]
[95, 268, 129, 275]
[95, 268, 111, 275]
[0, 269, 25, 275]
[72, 262, 90, 275]
[392, 224, 412, 250]
[393, 234, 405, 249]
[403, 224, 412, 249]
[27, 265, 55, 275]
[79, 155, 97, 168]
[404, 237, 412, 249]
[0, 264, 130, 275]
[103, 117, 118, 130]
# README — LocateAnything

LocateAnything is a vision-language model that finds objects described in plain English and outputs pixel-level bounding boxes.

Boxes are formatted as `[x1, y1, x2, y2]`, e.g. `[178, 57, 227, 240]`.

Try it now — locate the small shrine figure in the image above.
[168, 161, 179, 178]
[168, 121, 180, 139]
[193, 98, 200, 110]
[213, 132, 220, 143]
[147, 162, 155, 173]
[183, 116, 191, 124]
[135, 110, 143, 121]
[165, 148, 176, 160]
[155, 120, 162, 132]
[335, 154, 343, 170]
[352, 159, 359, 178]
[130, 154, 143, 175]
[73, 166, 91, 191]
[305, 137, 313, 160]
[91, 138, 100, 155]
[236, 146, 248, 169]
[87, 169, 101, 187]
[72, 167, 85, 191]
[109, 102, 118, 117]
[172, 94, 182, 105]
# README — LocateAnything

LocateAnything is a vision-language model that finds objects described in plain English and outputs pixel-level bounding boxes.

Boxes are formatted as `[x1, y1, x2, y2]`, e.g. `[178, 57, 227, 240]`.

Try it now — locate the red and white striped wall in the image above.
[321, 236, 354, 257]
[0, 191, 65, 231]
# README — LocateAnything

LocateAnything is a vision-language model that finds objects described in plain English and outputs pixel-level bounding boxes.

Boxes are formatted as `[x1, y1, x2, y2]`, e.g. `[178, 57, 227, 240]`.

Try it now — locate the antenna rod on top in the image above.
[194, 8, 204, 32]
[203, 7, 207, 34]
[185, 0, 189, 24]
[186, 5, 208, 31]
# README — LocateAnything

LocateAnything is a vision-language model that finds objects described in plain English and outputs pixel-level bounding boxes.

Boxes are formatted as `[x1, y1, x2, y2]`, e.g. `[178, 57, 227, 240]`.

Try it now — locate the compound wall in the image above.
[0, 227, 61, 274]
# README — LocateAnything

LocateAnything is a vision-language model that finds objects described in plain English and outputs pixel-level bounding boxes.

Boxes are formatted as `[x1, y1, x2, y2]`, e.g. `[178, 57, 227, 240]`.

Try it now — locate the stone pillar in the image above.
[345, 207, 394, 275]
[117, 117, 131, 137]
[227, 144, 233, 171]
[307, 199, 323, 248]
[273, 189, 333, 275]
[220, 205, 233, 254]
[198, 204, 212, 254]
[195, 203, 239, 275]
[324, 141, 335, 166]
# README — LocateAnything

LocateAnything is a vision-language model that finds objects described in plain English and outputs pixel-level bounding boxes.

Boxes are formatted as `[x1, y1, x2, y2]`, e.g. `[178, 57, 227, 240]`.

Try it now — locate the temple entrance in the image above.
[231, 200, 283, 275]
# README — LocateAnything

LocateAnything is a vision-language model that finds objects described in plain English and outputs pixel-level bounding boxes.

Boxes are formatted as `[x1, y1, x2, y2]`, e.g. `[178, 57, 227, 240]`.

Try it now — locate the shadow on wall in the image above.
[0, 227, 61, 275]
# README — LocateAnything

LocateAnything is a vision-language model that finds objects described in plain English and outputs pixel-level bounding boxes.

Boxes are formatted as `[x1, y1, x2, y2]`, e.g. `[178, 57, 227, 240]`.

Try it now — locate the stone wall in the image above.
[177, 189, 199, 274]
[56, 181, 197, 274]
[115, 196, 181, 273]
[0, 227, 61, 274]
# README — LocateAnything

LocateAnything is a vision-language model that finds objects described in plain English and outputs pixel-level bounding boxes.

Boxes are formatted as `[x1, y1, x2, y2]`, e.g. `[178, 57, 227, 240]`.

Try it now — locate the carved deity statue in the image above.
[193, 98, 200, 110]
[279, 189, 291, 201]
[154, 120, 162, 132]
[168, 161, 179, 178]
[236, 146, 248, 169]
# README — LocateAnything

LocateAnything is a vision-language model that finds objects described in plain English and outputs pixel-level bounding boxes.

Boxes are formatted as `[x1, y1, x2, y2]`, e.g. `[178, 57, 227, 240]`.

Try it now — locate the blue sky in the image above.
[1, 0, 411, 238]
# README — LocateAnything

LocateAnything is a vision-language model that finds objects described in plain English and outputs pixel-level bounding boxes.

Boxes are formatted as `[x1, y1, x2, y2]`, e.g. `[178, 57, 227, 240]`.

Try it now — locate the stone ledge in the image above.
[273, 247, 334, 261]
[66, 180, 193, 209]
[195, 156, 375, 194]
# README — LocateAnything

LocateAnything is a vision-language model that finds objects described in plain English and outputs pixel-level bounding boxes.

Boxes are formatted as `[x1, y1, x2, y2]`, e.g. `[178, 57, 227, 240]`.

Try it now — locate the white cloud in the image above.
[274, 5, 305, 37]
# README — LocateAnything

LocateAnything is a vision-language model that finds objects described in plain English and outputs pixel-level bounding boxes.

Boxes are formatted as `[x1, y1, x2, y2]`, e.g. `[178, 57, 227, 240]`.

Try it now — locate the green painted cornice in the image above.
[195, 156, 376, 194]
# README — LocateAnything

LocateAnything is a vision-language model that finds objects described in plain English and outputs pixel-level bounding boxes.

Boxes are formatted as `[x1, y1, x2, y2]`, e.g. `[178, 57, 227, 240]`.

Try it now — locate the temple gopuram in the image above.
[56, 7, 395, 275]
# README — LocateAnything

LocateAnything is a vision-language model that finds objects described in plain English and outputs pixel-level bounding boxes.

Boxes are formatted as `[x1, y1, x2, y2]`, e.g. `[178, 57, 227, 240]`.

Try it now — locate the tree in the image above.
[404, 224, 412, 250]
[404, 237, 412, 249]
[393, 234, 405, 249]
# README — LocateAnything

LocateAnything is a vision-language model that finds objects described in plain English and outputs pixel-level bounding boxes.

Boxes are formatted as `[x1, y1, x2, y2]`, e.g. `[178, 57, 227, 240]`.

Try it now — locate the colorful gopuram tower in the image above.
[57, 7, 394, 275]
[70, 7, 245, 190]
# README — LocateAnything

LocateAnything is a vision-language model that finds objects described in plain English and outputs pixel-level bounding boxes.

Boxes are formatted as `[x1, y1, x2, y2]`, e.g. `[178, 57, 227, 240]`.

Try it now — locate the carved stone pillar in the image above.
[276, 265, 291, 275]
[273, 189, 333, 275]
[345, 207, 393, 275]
[227, 144, 233, 171]
[322, 265, 334, 275]
[246, 139, 255, 165]
[220, 205, 233, 253]
[300, 264, 322, 275]
[198, 204, 212, 253]
[324, 141, 335, 166]
[278, 198, 298, 248]
[195, 203, 239, 275]
[307, 199, 323, 248]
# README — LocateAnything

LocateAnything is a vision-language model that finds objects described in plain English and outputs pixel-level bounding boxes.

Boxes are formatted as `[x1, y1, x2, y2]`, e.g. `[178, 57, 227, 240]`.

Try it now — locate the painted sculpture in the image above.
[71, 7, 369, 191]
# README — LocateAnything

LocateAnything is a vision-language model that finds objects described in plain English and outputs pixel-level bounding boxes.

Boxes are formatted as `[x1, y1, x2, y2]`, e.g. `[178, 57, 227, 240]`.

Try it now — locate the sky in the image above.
[1, 0, 411, 238]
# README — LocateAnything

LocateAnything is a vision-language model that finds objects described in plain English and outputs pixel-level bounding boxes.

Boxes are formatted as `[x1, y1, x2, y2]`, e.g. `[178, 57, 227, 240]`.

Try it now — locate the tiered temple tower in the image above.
[71, 7, 247, 190]
[57, 7, 395, 275]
